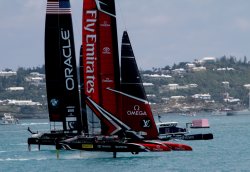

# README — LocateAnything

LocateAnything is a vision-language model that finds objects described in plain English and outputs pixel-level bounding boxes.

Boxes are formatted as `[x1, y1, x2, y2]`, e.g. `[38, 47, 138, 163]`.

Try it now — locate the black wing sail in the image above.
[120, 31, 147, 100]
[45, 0, 82, 133]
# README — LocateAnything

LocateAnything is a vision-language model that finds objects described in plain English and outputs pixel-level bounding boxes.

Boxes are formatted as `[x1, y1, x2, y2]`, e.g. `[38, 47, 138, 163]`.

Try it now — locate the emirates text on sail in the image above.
[84, 10, 97, 94]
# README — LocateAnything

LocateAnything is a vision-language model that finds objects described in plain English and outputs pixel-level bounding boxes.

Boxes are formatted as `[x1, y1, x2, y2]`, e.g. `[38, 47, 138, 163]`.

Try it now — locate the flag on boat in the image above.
[46, 0, 71, 14]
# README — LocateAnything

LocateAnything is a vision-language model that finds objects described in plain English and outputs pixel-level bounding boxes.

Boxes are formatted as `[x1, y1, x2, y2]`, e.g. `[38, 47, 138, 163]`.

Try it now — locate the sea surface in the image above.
[1, 112, 250, 172]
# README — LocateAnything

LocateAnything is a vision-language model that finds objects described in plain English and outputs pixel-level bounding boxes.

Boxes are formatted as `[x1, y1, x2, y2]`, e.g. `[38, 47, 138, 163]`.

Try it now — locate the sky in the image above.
[1, 0, 250, 70]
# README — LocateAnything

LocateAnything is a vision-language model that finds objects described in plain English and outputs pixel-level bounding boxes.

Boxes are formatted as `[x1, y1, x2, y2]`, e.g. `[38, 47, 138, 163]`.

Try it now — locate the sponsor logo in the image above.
[152, 145, 165, 151]
[67, 121, 77, 130]
[103, 78, 113, 83]
[82, 144, 94, 149]
[115, 146, 128, 149]
[61, 29, 75, 91]
[141, 119, 151, 128]
[100, 21, 110, 27]
[50, 99, 59, 107]
[102, 47, 111, 54]
[127, 105, 147, 116]
[66, 106, 75, 116]
[66, 117, 77, 130]
[84, 10, 97, 94]
[97, 145, 112, 149]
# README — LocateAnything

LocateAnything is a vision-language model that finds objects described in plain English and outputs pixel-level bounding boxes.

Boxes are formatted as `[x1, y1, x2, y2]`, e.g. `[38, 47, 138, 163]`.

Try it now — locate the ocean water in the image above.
[1, 113, 250, 172]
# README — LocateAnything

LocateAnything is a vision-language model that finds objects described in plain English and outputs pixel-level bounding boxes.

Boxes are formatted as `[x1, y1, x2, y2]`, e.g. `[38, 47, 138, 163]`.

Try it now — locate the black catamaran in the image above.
[28, 0, 83, 149]
[44, 0, 82, 134]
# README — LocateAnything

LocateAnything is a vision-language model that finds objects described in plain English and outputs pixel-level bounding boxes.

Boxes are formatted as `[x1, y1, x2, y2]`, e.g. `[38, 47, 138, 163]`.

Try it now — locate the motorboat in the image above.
[157, 120, 213, 141]
[157, 122, 188, 136]
[1, 113, 19, 125]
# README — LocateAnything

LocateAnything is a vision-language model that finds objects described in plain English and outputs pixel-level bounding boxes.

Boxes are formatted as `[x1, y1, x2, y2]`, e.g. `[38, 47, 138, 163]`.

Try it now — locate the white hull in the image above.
[1, 113, 19, 125]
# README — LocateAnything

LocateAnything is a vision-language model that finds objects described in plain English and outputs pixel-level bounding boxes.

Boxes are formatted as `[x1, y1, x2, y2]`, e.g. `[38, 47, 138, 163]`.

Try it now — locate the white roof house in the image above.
[200, 57, 216, 62]
[7, 100, 42, 106]
[0, 71, 17, 77]
[192, 93, 211, 100]
[6, 87, 24, 91]
[143, 83, 154, 86]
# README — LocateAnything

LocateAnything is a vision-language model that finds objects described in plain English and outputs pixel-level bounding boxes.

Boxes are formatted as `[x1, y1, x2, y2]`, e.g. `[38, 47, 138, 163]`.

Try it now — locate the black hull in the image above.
[56, 137, 150, 158]
[28, 134, 147, 158]
[27, 132, 77, 150]
[28, 133, 147, 153]
[58, 135, 146, 152]
[59, 142, 147, 153]
[160, 133, 213, 141]
[182, 133, 213, 140]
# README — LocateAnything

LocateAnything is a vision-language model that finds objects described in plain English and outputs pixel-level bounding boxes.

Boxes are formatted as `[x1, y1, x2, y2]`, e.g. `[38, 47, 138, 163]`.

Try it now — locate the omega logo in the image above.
[134, 105, 140, 111]
[127, 105, 147, 116]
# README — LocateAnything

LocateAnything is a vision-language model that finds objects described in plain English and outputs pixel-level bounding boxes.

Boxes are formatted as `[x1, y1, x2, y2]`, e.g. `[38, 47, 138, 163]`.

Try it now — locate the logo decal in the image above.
[141, 119, 151, 128]
[61, 28, 75, 91]
[85, 10, 97, 94]
[66, 106, 75, 116]
[103, 78, 113, 83]
[67, 121, 77, 130]
[66, 117, 77, 130]
[102, 47, 111, 54]
[50, 99, 59, 107]
[100, 21, 110, 27]
[127, 105, 147, 116]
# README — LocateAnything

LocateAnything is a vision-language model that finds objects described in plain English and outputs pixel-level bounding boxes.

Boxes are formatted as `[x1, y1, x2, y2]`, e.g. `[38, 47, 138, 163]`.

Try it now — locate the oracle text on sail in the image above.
[61, 29, 75, 91]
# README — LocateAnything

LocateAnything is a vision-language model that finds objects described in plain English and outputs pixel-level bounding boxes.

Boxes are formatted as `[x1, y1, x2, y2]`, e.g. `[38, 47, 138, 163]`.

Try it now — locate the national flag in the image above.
[46, 0, 71, 14]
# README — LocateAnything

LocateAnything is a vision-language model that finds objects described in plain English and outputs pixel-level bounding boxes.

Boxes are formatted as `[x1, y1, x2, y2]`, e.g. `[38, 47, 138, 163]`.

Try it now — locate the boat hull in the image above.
[1, 113, 19, 125]
[58, 135, 195, 152]
[27, 132, 77, 150]
[161, 141, 192, 151]
[159, 133, 213, 141]
[58, 136, 148, 153]
[59, 141, 149, 153]
[27, 132, 193, 152]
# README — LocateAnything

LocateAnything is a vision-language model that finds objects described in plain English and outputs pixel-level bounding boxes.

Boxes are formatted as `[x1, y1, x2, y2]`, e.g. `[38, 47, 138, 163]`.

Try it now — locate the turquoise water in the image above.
[0, 113, 250, 172]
